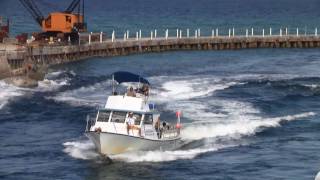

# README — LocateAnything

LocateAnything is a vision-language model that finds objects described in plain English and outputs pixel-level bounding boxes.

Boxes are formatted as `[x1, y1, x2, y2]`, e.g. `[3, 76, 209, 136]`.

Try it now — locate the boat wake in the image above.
[63, 140, 100, 160]
[150, 75, 239, 102]
[61, 74, 316, 162]
[49, 80, 111, 107]
[37, 70, 71, 91]
[0, 70, 72, 110]
[63, 111, 315, 162]
[181, 112, 315, 141]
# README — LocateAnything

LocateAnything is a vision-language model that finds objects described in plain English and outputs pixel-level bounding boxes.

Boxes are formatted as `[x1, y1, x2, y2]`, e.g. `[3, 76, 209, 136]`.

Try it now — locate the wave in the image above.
[37, 79, 70, 91]
[63, 140, 100, 160]
[36, 70, 72, 92]
[150, 76, 239, 102]
[49, 75, 237, 107]
[0, 81, 25, 109]
[0, 70, 73, 109]
[181, 112, 315, 141]
[315, 171, 320, 180]
[49, 80, 111, 107]
[109, 145, 231, 163]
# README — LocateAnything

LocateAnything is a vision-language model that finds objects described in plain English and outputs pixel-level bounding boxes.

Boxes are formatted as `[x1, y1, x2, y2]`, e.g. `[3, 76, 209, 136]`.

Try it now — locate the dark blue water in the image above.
[1, 0, 320, 179]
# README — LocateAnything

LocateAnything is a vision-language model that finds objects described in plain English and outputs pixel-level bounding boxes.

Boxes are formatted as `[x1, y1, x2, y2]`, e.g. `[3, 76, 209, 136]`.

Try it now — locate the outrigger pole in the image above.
[112, 74, 115, 95]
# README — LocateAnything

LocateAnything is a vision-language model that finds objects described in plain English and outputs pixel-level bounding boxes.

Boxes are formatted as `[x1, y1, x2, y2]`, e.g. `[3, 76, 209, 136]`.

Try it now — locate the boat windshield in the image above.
[132, 113, 142, 125]
[144, 114, 153, 125]
[97, 110, 111, 122]
[110, 111, 127, 123]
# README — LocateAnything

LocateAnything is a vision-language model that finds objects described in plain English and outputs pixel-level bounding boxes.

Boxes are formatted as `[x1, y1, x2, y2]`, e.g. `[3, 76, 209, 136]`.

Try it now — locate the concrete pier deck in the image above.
[22, 35, 320, 65]
[2, 30, 320, 86]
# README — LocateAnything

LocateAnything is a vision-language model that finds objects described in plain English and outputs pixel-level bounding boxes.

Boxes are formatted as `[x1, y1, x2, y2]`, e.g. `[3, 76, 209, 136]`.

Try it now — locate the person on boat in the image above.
[142, 84, 149, 96]
[144, 85, 149, 96]
[127, 87, 136, 97]
[126, 112, 141, 136]
[154, 117, 161, 139]
[137, 84, 149, 96]
[159, 121, 167, 139]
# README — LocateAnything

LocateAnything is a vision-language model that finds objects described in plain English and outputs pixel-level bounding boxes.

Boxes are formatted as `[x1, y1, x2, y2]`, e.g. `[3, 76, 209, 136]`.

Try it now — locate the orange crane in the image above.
[19, 0, 86, 40]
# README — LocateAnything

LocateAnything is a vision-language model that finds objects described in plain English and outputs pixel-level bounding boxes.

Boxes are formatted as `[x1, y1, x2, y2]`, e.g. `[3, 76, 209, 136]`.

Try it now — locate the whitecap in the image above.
[63, 140, 100, 160]
[49, 80, 111, 107]
[181, 112, 315, 141]
[0, 81, 25, 109]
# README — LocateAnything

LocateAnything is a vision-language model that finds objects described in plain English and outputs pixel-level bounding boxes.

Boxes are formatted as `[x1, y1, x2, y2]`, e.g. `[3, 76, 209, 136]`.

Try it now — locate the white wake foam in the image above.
[109, 146, 225, 163]
[63, 140, 100, 160]
[37, 79, 69, 91]
[181, 112, 315, 141]
[315, 171, 320, 180]
[49, 80, 111, 107]
[0, 81, 25, 109]
[150, 76, 238, 102]
[63, 111, 315, 162]
[37, 71, 71, 91]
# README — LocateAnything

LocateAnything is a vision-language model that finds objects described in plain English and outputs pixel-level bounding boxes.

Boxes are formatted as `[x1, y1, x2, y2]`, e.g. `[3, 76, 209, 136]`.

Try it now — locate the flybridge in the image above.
[105, 96, 150, 113]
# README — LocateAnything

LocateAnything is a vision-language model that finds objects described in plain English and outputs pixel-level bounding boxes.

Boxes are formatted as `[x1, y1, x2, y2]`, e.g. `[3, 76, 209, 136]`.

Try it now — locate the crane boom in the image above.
[19, 0, 44, 26]
[65, 0, 81, 13]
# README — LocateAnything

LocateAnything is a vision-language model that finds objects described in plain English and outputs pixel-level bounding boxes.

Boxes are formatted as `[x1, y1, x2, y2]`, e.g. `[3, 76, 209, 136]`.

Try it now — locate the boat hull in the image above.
[85, 131, 181, 155]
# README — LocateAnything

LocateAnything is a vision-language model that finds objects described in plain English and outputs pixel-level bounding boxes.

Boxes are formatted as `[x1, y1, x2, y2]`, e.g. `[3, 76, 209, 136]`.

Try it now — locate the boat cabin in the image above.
[92, 109, 161, 139]
[87, 71, 180, 140]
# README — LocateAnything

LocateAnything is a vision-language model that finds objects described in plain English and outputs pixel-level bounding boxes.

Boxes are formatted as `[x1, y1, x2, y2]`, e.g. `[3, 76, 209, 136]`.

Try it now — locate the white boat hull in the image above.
[86, 131, 181, 155]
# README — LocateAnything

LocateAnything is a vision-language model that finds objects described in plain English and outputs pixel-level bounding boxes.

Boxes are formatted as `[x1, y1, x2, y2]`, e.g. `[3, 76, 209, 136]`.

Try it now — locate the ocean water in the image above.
[1, 0, 320, 179]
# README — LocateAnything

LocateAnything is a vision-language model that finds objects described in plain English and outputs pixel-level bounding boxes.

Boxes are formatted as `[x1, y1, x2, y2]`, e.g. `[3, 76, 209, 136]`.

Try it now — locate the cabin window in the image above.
[45, 16, 51, 28]
[66, 16, 72, 23]
[144, 114, 153, 125]
[133, 113, 142, 125]
[97, 110, 111, 122]
[110, 111, 126, 123]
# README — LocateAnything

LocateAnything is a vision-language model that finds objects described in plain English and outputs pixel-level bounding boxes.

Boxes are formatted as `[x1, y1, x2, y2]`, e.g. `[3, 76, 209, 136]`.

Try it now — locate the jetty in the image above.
[1, 27, 320, 86]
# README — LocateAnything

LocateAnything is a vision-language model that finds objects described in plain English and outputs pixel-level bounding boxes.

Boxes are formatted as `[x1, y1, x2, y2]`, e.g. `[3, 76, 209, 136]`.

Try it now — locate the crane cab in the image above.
[19, 0, 87, 41]
[42, 12, 86, 33]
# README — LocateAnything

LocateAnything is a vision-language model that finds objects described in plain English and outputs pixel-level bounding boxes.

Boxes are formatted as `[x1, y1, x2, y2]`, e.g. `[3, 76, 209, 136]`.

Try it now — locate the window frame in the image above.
[96, 110, 111, 122]
[143, 114, 154, 125]
[110, 111, 127, 123]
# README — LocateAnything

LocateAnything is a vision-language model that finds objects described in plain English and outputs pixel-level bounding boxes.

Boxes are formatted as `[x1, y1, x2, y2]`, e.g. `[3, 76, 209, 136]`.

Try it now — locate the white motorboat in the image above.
[85, 71, 182, 155]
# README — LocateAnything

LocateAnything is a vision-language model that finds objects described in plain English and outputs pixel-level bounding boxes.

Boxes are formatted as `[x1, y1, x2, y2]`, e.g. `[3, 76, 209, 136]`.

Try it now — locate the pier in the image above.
[2, 27, 320, 86]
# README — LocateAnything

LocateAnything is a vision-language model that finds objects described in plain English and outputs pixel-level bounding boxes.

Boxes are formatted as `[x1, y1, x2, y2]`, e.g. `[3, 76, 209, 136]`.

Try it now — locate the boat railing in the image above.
[85, 115, 96, 132]
[161, 126, 179, 139]
[112, 121, 118, 133]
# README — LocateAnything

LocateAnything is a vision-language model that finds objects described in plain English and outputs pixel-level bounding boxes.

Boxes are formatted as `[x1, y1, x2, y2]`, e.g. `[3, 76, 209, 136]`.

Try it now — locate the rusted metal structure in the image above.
[0, 17, 9, 43]
[19, 0, 86, 41]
